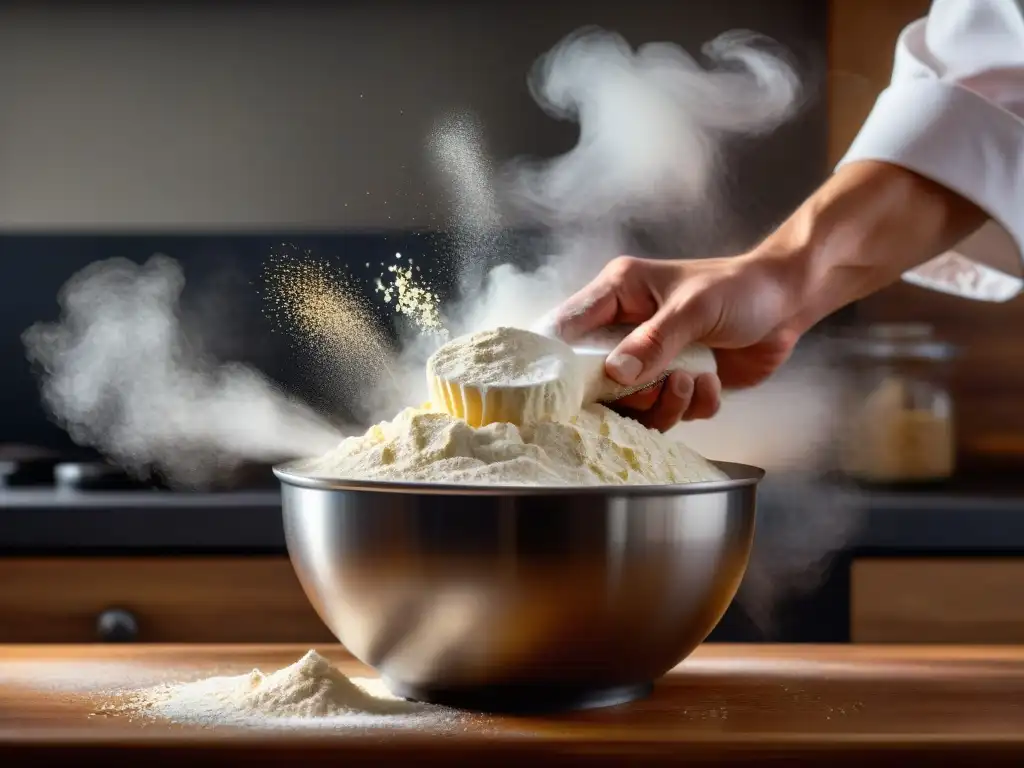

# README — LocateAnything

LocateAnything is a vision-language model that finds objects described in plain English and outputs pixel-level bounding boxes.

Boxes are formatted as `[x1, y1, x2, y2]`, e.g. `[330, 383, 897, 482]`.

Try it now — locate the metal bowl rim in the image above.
[273, 459, 764, 496]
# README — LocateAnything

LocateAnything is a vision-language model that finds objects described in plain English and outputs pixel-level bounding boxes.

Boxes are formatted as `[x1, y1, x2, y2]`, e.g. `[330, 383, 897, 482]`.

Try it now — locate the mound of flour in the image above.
[299, 325, 726, 486]
[301, 403, 727, 486]
[110, 650, 429, 728]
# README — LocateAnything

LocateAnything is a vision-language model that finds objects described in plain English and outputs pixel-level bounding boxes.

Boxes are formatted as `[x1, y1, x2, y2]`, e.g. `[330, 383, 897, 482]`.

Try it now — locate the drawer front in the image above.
[852, 557, 1024, 643]
[0, 556, 335, 643]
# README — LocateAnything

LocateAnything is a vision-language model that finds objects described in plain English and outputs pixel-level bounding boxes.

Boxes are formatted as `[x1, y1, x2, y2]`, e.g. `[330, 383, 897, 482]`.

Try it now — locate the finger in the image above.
[549, 280, 619, 342]
[682, 373, 722, 421]
[605, 298, 710, 387]
[639, 371, 695, 432]
[609, 380, 664, 412]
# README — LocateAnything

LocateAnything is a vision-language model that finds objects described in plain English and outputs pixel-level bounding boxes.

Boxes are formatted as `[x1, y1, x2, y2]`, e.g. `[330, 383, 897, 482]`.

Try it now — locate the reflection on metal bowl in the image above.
[274, 461, 764, 713]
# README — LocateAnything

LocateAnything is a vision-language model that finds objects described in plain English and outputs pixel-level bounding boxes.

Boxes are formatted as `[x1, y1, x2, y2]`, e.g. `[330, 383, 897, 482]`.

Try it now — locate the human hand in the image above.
[546, 162, 991, 432]
[551, 253, 803, 431]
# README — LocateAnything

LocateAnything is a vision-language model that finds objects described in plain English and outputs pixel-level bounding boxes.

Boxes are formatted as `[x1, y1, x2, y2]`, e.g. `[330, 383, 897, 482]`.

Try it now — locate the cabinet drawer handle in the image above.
[96, 607, 139, 643]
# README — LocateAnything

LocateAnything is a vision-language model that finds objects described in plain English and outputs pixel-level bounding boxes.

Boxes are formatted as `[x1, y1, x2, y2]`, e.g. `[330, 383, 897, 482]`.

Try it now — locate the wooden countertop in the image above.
[4, 644, 1024, 766]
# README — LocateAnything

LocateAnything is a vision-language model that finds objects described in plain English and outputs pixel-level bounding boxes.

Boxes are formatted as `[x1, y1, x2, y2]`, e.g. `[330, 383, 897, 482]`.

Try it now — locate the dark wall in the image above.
[0, 0, 826, 232]
[0, 0, 827, 449]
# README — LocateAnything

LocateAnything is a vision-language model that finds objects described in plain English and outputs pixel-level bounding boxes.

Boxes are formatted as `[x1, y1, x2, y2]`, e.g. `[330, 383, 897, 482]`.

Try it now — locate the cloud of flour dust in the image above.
[444, 26, 804, 334]
[670, 339, 865, 632]
[508, 29, 802, 222]
[426, 111, 504, 287]
[23, 256, 344, 487]
[413, 27, 859, 630]
[374, 27, 805, 420]
[358, 111, 504, 421]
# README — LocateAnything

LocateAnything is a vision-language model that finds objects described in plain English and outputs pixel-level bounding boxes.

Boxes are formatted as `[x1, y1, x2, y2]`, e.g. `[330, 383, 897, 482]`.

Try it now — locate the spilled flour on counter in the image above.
[102, 650, 459, 730]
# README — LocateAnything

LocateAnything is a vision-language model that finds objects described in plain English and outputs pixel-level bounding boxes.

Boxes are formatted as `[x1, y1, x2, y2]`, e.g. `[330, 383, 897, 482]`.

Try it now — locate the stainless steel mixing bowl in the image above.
[274, 461, 763, 713]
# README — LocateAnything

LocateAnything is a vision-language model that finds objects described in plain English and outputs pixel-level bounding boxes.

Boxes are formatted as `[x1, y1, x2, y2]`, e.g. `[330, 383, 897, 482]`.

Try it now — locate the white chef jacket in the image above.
[838, 0, 1024, 302]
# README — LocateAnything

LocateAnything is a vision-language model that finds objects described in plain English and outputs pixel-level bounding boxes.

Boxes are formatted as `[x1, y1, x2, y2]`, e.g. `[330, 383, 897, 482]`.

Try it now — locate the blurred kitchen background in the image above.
[4, 0, 1020, 649]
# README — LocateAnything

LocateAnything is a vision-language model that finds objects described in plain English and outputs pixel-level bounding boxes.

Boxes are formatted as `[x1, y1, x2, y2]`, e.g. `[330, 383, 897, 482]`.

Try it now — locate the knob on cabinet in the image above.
[96, 607, 139, 642]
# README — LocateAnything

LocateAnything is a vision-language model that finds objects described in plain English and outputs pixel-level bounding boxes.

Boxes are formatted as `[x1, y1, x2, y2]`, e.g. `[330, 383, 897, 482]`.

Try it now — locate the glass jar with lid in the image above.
[836, 323, 957, 485]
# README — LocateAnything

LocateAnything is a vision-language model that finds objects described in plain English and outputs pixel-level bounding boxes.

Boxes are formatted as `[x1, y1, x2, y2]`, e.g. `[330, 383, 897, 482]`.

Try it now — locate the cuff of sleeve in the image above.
[838, 78, 1024, 301]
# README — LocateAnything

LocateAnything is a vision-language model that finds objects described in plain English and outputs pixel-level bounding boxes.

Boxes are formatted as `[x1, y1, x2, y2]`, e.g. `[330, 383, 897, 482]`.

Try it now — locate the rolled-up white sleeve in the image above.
[838, 0, 1024, 302]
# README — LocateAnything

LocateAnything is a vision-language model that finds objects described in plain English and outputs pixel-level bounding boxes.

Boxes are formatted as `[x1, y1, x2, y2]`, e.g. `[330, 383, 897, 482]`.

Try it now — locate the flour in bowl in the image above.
[300, 403, 726, 486]
[300, 326, 727, 486]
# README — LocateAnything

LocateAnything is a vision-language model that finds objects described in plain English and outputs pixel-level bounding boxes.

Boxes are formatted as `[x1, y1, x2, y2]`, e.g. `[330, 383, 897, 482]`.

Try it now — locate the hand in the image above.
[551, 252, 802, 431]
[549, 161, 988, 431]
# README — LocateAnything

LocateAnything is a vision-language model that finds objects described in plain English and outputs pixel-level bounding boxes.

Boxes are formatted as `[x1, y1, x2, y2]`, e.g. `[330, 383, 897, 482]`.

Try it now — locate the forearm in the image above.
[753, 160, 988, 333]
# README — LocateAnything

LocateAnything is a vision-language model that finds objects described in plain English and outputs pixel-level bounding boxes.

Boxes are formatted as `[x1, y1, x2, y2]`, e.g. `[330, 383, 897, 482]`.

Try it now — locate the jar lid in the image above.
[836, 323, 957, 362]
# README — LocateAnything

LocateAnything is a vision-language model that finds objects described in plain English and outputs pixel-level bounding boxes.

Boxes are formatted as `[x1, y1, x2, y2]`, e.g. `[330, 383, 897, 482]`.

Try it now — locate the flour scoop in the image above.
[426, 326, 717, 428]
[565, 324, 718, 403]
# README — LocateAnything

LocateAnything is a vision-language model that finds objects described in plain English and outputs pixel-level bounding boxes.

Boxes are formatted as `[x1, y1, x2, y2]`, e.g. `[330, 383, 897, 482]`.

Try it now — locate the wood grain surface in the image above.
[3, 644, 1024, 766]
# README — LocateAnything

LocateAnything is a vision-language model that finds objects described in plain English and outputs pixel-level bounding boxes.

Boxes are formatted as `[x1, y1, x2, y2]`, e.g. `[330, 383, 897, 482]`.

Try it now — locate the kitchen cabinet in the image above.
[0, 556, 332, 644]
[7, 553, 1024, 646]
[851, 558, 1024, 643]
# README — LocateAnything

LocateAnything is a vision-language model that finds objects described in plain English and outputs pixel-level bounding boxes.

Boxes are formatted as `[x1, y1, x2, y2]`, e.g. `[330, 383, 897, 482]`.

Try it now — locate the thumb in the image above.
[605, 301, 706, 387]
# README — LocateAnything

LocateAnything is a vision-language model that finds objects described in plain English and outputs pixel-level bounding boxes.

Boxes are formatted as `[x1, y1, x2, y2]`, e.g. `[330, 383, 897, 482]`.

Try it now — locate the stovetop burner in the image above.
[54, 461, 154, 491]
[0, 444, 281, 493]
[0, 444, 63, 487]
